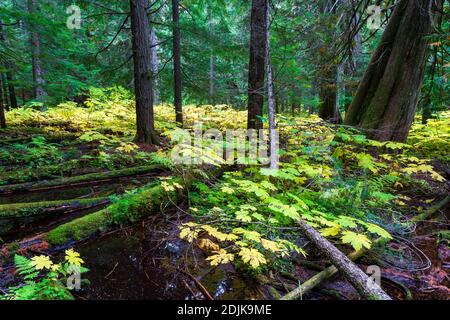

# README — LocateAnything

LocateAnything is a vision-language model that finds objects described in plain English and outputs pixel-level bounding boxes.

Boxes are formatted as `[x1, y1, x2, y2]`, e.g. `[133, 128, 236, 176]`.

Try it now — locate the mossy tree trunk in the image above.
[344, 0, 433, 142]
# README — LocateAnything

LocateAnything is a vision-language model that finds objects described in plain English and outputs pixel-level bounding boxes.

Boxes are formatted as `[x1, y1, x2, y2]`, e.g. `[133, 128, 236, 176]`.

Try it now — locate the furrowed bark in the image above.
[130, 0, 159, 144]
[344, 0, 433, 142]
[296, 218, 391, 300]
[281, 238, 386, 300]
[0, 165, 164, 195]
[247, 0, 268, 130]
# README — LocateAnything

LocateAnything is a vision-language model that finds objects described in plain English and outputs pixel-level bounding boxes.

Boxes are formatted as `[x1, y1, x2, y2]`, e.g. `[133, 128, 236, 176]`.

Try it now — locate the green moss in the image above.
[46, 209, 110, 245]
[46, 180, 180, 245]
[0, 197, 108, 218]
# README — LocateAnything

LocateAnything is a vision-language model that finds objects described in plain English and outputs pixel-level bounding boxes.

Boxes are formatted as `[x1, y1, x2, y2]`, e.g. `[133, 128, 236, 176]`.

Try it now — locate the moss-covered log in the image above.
[0, 164, 164, 195]
[0, 132, 78, 146]
[412, 196, 450, 222]
[0, 197, 109, 236]
[0, 197, 109, 218]
[46, 181, 179, 245]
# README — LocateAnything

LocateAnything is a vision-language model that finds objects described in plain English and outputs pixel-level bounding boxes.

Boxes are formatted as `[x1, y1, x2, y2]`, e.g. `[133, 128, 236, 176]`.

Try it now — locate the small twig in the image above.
[104, 262, 119, 279]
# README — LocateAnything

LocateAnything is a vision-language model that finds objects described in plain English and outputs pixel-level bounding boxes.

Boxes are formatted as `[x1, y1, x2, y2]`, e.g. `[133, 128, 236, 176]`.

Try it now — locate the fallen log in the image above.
[295, 219, 391, 300]
[0, 197, 109, 218]
[412, 195, 450, 222]
[281, 238, 386, 300]
[46, 180, 179, 245]
[0, 132, 79, 146]
[0, 164, 164, 195]
[0, 197, 109, 236]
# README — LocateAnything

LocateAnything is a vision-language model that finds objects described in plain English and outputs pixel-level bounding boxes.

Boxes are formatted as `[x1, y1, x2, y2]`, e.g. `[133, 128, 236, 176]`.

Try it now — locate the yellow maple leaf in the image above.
[30, 255, 53, 270]
[239, 248, 267, 268]
[206, 249, 234, 266]
[65, 249, 84, 266]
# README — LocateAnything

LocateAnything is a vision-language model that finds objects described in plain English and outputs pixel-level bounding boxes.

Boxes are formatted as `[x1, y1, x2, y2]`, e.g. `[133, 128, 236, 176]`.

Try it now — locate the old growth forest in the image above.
[0, 0, 449, 302]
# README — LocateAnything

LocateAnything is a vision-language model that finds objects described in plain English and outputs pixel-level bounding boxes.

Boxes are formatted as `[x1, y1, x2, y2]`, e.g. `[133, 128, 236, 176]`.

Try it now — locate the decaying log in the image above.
[0, 197, 109, 218]
[295, 218, 391, 300]
[412, 195, 450, 222]
[0, 165, 164, 194]
[45, 180, 179, 245]
[0, 197, 109, 236]
[281, 238, 386, 300]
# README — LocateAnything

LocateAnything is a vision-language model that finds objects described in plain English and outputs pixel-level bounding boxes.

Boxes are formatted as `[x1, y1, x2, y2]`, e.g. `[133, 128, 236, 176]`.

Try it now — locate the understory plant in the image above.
[1, 249, 88, 300]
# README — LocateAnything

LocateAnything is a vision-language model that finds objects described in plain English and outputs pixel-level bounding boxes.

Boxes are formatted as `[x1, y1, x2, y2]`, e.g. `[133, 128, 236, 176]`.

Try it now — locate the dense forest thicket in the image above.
[0, 0, 449, 301]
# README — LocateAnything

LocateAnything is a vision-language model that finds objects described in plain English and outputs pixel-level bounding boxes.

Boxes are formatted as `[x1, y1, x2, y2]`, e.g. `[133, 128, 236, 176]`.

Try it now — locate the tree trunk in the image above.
[422, 0, 443, 124]
[149, 27, 161, 105]
[6, 64, 18, 109]
[247, 0, 268, 130]
[172, 0, 183, 126]
[0, 22, 17, 109]
[343, 10, 362, 112]
[317, 0, 341, 124]
[318, 58, 341, 123]
[421, 47, 436, 125]
[130, 0, 159, 144]
[27, 0, 47, 99]
[209, 8, 215, 105]
[344, 0, 433, 142]
[1, 73, 9, 111]
[0, 73, 5, 128]
[265, 1, 278, 170]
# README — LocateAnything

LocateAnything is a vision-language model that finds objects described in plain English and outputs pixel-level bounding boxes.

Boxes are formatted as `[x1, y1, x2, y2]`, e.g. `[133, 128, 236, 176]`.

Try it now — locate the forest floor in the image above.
[0, 91, 448, 300]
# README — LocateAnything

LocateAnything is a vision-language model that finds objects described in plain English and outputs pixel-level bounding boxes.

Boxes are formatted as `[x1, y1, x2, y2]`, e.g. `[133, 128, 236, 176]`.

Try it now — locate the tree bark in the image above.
[318, 58, 341, 123]
[265, 1, 278, 170]
[27, 0, 47, 99]
[1, 73, 9, 110]
[172, 0, 183, 126]
[209, 8, 215, 105]
[317, 0, 341, 124]
[0, 73, 6, 128]
[247, 0, 268, 130]
[0, 22, 17, 109]
[130, 0, 159, 144]
[149, 27, 161, 105]
[422, 0, 443, 124]
[344, 0, 434, 142]
[281, 238, 386, 300]
[5, 65, 18, 109]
